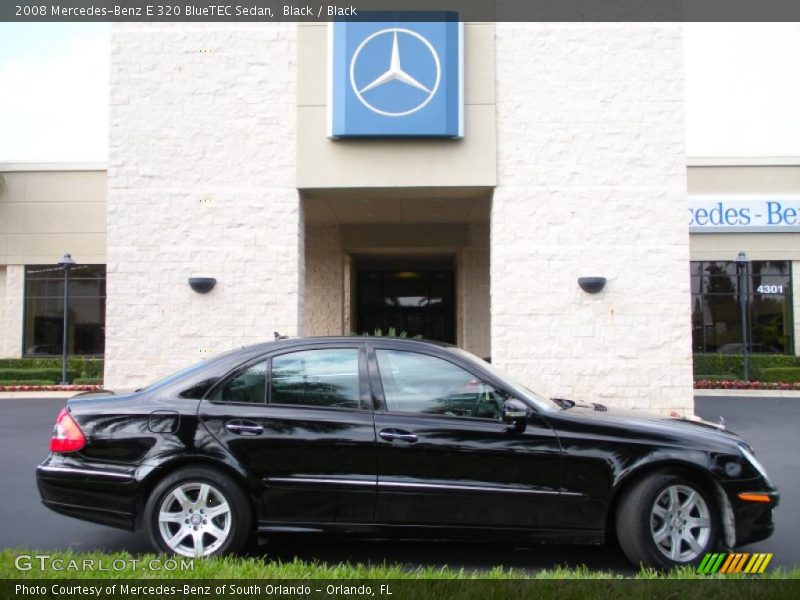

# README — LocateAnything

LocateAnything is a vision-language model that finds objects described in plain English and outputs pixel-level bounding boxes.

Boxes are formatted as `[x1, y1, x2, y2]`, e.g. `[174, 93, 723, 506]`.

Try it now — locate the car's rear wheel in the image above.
[144, 466, 252, 558]
[616, 471, 719, 569]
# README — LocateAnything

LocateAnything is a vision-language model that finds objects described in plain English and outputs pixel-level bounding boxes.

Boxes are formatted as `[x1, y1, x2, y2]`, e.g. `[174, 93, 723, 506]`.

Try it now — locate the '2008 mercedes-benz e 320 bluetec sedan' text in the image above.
[37, 337, 778, 568]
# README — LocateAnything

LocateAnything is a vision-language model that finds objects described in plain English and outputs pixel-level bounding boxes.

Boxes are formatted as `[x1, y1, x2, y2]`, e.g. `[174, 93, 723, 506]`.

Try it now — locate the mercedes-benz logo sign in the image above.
[349, 28, 442, 118]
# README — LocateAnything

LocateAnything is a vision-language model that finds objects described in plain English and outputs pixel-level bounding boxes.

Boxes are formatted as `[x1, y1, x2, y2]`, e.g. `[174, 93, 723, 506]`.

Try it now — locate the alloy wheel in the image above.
[157, 482, 232, 557]
[650, 484, 711, 562]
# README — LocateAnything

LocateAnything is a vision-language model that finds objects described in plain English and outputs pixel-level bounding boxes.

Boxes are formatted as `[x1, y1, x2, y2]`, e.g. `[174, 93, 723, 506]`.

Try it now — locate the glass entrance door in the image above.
[356, 264, 455, 343]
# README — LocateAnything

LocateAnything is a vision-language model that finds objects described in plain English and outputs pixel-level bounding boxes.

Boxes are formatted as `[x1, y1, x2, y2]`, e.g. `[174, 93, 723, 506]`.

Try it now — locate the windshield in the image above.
[454, 349, 556, 413]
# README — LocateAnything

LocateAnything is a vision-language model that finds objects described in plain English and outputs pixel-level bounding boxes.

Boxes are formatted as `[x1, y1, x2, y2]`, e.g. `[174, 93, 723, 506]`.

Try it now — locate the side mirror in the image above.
[502, 399, 529, 427]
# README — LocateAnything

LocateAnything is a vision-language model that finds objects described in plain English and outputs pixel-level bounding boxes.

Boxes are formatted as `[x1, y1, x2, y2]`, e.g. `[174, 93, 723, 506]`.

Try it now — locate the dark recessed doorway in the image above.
[355, 256, 455, 343]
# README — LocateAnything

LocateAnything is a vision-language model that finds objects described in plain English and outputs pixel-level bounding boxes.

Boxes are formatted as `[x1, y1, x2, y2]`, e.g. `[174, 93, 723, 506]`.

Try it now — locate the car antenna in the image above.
[274, 331, 289, 340]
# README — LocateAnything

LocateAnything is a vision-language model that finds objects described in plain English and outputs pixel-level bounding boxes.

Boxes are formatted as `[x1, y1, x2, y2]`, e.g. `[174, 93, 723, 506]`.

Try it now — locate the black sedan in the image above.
[37, 337, 778, 568]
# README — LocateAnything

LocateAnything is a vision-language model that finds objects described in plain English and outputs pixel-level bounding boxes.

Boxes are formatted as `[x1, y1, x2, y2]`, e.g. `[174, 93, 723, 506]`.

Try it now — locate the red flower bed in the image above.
[0, 384, 102, 392]
[694, 380, 800, 390]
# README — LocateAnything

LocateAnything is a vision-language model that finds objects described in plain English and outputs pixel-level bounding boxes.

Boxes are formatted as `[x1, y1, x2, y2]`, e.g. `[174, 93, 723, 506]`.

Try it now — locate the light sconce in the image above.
[188, 277, 217, 294]
[578, 277, 607, 294]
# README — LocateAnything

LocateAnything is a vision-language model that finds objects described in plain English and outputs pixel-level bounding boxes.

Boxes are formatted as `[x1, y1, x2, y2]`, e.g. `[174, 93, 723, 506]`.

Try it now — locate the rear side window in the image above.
[211, 360, 267, 403]
[270, 349, 360, 409]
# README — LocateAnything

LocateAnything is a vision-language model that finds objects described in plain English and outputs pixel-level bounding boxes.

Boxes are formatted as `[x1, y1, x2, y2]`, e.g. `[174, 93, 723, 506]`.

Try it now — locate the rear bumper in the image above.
[36, 459, 140, 531]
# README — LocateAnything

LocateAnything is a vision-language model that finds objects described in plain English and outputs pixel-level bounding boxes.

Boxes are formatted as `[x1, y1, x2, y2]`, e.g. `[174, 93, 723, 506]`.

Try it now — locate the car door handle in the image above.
[379, 429, 418, 443]
[225, 420, 264, 436]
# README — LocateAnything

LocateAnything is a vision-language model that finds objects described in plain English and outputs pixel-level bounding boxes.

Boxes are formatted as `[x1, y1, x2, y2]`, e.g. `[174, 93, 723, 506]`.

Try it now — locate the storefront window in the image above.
[23, 265, 106, 357]
[691, 261, 793, 354]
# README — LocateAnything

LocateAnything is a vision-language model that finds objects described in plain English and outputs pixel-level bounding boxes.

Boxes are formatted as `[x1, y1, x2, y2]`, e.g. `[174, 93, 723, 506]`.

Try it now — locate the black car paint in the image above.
[37, 337, 777, 547]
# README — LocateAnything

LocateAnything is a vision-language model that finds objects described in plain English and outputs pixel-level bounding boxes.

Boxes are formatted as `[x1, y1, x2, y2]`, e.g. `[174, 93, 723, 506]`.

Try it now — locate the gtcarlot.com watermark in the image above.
[14, 553, 194, 572]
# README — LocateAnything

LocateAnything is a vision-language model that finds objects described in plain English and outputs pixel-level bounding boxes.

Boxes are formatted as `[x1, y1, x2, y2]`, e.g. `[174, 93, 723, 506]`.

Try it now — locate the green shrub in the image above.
[73, 377, 103, 385]
[694, 373, 738, 382]
[693, 353, 800, 380]
[759, 367, 800, 383]
[0, 368, 76, 383]
[0, 358, 103, 381]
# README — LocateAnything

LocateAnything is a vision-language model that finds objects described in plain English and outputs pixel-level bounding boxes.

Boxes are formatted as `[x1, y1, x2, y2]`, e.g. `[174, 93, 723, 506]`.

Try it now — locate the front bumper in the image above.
[36, 456, 141, 531]
[724, 483, 779, 547]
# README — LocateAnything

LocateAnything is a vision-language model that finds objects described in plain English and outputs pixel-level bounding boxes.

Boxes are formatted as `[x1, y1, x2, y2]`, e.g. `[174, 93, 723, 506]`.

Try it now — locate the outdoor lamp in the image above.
[57, 253, 76, 386]
[578, 277, 607, 294]
[734, 251, 751, 381]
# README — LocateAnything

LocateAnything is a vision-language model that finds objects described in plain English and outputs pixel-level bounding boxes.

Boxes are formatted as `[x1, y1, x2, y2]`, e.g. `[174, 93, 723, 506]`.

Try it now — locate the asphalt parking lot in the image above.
[1, 395, 797, 572]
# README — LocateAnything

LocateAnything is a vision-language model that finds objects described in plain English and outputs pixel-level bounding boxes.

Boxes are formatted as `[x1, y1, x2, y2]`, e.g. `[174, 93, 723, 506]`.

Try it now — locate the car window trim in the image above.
[366, 344, 511, 423]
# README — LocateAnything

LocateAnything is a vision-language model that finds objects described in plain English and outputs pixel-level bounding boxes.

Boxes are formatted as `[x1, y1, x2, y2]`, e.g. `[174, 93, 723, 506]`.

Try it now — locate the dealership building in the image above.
[1, 22, 798, 414]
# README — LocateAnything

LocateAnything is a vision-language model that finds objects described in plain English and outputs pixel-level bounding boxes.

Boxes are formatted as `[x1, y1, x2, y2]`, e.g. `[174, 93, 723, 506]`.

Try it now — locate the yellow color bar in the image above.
[758, 554, 773, 573]
[744, 554, 761, 573]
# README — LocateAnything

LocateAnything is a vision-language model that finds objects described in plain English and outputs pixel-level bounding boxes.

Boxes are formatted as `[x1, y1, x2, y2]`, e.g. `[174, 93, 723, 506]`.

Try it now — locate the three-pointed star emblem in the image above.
[358, 31, 432, 95]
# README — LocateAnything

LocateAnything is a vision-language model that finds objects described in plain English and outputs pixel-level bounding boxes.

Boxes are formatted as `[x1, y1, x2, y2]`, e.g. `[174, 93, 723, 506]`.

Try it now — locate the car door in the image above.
[368, 343, 564, 529]
[198, 342, 376, 524]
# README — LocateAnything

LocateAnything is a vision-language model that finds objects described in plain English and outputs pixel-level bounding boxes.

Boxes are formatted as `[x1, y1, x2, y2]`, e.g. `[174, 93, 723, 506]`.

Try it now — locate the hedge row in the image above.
[0, 357, 103, 380]
[0, 368, 81, 383]
[693, 353, 800, 381]
[759, 367, 800, 383]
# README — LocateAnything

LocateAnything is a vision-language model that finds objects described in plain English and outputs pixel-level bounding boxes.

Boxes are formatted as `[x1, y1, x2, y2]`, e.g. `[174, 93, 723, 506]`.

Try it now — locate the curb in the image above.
[694, 389, 800, 398]
[0, 391, 82, 399]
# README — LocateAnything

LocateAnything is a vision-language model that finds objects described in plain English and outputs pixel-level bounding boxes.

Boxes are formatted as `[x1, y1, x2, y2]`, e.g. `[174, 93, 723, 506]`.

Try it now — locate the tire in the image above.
[615, 471, 719, 569]
[144, 466, 252, 558]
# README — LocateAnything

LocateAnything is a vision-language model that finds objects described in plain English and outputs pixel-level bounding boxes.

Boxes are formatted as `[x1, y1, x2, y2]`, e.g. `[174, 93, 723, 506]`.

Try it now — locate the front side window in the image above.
[375, 349, 506, 420]
[270, 349, 360, 409]
[212, 360, 267, 403]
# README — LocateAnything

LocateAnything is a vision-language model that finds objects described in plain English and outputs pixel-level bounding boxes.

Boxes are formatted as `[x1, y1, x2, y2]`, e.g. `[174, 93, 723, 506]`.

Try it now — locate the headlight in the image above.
[739, 444, 773, 485]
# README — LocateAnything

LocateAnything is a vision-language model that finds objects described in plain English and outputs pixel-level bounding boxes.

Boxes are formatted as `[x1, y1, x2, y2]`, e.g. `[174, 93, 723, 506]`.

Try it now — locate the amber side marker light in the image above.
[738, 493, 773, 503]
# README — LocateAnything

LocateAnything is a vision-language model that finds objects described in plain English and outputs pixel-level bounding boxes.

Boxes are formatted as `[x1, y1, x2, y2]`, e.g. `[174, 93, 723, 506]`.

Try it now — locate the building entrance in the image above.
[354, 256, 455, 343]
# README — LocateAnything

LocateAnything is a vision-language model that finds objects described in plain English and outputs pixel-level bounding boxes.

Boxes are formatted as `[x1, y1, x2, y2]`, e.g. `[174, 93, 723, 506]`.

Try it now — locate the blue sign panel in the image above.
[329, 16, 464, 138]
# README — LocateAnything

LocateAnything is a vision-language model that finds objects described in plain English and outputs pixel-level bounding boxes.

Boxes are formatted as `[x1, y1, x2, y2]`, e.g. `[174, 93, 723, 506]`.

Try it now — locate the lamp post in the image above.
[734, 251, 751, 382]
[58, 253, 76, 385]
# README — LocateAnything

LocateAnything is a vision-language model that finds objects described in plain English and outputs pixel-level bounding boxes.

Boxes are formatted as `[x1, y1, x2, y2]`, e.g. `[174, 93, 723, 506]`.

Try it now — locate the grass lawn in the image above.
[2, 549, 799, 580]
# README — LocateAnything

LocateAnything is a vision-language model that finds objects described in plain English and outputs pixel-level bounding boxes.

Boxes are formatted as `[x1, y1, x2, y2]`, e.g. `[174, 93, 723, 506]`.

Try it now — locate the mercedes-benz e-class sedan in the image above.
[37, 337, 778, 568]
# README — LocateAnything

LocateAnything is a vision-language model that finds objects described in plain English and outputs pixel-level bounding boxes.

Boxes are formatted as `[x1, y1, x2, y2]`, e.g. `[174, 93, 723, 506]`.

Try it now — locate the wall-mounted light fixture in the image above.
[188, 277, 217, 294]
[578, 277, 607, 294]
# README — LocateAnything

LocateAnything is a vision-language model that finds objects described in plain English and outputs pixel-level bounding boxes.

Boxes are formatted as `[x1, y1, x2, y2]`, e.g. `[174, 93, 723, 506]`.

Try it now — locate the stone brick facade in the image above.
[492, 24, 693, 414]
[0, 265, 23, 358]
[106, 23, 301, 388]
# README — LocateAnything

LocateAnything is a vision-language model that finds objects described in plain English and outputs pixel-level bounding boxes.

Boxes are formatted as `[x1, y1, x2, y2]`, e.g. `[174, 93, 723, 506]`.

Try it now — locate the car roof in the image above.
[239, 336, 455, 355]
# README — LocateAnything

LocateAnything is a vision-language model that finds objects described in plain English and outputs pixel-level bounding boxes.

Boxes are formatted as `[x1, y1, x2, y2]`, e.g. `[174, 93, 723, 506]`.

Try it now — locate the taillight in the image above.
[50, 408, 86, 453]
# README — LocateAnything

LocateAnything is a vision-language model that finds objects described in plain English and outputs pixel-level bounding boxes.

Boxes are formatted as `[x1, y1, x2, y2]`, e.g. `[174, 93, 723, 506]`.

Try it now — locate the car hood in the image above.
[557, 401, 744, 448]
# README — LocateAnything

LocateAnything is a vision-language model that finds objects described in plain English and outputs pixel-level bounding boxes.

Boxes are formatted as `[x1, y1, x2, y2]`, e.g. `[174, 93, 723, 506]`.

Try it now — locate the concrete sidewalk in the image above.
[0, 391, 84, 399]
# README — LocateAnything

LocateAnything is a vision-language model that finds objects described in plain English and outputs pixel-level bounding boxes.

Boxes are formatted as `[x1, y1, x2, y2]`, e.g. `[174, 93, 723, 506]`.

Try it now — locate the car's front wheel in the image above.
[144, 466, 252, 558]
[616, 471, 719, 569]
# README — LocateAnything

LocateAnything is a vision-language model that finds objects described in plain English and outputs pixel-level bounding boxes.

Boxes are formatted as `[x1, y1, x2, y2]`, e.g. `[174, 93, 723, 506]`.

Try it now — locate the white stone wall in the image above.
[459, 224, 491, 359]
[107, 23, 300, 388]
[0, 265, 23, 358]
[493, 24, 693, 415]
[303, 223, 344, 336]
